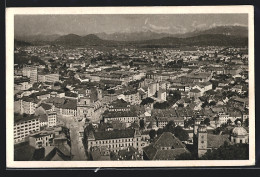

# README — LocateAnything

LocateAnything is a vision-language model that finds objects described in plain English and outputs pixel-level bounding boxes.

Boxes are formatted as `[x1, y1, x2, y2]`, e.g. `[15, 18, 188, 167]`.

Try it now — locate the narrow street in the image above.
[57, 115, 87, 160]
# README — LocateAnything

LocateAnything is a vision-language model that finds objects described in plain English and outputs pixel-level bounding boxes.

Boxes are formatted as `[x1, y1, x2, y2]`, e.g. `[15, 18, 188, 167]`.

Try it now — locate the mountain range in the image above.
[14, 25, 248, 47]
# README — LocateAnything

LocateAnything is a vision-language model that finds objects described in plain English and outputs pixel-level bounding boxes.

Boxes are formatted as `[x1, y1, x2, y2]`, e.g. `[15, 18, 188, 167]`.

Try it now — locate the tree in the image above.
[139, 119, 145, 129]
[140, 97, 154, 105]
[203, 118, 211, 126]
[244, 118, 249, 127]
[157, 128, 164, 136]
[107, 89, 115, 94]
[149, 129, 157, 140]
[178, 103, 184, 108]
[184, 119, 194, 128]
[110, 152, 119, 160]
[227, 119, 232, 125]
[153, 101, 170, 109]
[173, 126, 189, 141]
[200, 143, 249, 160]
[175, 152, 197, 160]
[209, 101, 216, 106]
[164, 120, 175, 133]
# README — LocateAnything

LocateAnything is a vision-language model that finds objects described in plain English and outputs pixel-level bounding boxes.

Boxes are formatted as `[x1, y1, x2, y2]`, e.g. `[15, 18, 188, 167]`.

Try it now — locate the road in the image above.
[57, 115, 87, 161]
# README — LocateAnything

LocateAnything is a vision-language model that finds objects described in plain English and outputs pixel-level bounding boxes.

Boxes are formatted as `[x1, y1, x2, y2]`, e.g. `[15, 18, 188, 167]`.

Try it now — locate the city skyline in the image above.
[14, 14, 248, 36]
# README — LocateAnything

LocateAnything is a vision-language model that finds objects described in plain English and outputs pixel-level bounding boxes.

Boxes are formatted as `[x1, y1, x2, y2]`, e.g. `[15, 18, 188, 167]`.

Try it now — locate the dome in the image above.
[232, 122, 248, 136]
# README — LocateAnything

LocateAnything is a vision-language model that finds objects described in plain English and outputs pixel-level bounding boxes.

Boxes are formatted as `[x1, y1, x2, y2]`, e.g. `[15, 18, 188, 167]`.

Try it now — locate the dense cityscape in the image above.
[13, 15, 249, 161]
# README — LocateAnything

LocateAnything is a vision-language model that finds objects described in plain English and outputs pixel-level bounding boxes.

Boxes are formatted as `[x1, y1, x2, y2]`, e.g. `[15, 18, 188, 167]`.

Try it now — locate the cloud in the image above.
[149, 24, 170, 31]
[192, 21, 207, 30]
[144, 18, 148, 25]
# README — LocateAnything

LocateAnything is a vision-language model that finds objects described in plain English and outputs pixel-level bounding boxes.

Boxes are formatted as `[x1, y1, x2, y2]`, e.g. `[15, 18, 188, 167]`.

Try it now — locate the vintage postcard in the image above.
[6, 6, 255, 168]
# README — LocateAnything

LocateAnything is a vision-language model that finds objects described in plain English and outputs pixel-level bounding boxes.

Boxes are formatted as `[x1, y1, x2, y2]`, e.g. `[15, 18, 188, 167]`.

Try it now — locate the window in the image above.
[201, 141, 204, 144]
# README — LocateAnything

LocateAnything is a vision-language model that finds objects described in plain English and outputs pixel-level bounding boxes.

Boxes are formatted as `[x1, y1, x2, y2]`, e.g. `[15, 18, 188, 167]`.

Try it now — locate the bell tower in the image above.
[197, 124, 208, 158]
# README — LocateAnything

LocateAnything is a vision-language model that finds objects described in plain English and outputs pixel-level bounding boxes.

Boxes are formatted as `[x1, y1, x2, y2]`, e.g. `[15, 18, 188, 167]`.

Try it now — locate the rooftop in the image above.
[93, 129, 135, 140]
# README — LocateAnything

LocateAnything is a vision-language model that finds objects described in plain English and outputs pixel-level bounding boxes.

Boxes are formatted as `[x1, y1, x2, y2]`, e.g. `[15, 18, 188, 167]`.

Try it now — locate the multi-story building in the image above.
[14, 114, 40, 143]
[22, 66, 38, 83]
[47, 111, 57, 127]
[38, 73, 59, 83]
[20, 97, 40, 115]
[103, 110, 140, 127]
[123, 90, 141, 105]
[87, 129, 142, 153]
[29, 132, 54, 149]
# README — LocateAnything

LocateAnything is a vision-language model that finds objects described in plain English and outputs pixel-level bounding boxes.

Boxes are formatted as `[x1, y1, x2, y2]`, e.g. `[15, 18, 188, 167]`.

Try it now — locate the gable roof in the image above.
[143, 132, 189, 160]
[207, 134, 230, 149]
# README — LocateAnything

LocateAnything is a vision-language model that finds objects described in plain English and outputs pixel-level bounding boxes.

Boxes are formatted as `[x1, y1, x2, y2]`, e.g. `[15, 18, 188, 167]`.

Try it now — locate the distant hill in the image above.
[95, 26, 248, 41]
[15, 34, 61, 42]
[14, 39, 31, 47]
[54, 34, 121, 46]
[134, 34, 248, 47]
[52, 33, 247, 47]
[14, 25, 248, 47]
[96, 30, 174, 41]
[179, 26, 248, 38]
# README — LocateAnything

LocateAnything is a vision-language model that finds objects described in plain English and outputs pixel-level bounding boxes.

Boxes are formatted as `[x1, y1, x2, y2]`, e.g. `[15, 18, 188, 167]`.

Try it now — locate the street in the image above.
[57, 115, 87, 161]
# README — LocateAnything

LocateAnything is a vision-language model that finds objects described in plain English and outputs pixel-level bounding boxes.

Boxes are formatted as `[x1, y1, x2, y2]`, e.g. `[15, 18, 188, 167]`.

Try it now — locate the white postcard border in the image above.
[6, 6, 255, 168]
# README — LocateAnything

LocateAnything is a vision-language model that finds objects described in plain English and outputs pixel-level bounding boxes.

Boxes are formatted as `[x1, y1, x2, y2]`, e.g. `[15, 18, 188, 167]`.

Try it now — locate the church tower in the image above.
[193, 118, 202, 136]
[197, 124, 208, 158]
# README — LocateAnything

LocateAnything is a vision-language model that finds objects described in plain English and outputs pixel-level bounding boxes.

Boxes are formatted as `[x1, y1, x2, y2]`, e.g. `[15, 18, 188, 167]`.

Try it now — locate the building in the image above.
[157, 88, 166, 101]
[14, 114, 40, 143]
[22, 66, 38, 83]
[193, 119, 231, 158]
[87, 129, 142, 153]
[123, 90, 141, 105]
[107, 99, 131, 112]
[103, 110, 140, 128]
[47, 111, 57, 127]
[38, 73, 59, 83]
[77, 97, 104, 122]
[143, 132, 189, 160]
[20, 97, 40, 115]
[29, 132, 54, 149]
[148, 82, 158, 97]
[152, 108, 184, 128]
[231, 121, 249, 144]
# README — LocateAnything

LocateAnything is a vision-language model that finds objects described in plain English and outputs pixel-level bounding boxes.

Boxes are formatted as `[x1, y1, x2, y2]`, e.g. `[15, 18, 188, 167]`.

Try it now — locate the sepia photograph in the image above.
[6, 6, 255, 167]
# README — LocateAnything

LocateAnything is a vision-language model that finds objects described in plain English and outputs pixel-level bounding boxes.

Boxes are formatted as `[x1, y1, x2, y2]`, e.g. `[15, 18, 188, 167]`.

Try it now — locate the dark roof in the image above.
[109, 99, 130, 108]
[39, 114, 48, 122]
[143, 132, 189, 160]
[21, 96, 40, 104]
[207, 134, 230, 148]
[93, 129, 135, 140]
[190, 88, 201, 93]
[103, 110, 138, 118]
[40, 103, 53, 110]
[153, 149, 189, 160]
[14, 143, 35, 161]
[14, 113, 39, 124]
[154, 132, 186, 149]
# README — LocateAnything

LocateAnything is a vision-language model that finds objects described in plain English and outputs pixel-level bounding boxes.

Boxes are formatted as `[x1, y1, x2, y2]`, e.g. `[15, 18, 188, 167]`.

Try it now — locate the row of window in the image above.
[90, 138, 134, 145]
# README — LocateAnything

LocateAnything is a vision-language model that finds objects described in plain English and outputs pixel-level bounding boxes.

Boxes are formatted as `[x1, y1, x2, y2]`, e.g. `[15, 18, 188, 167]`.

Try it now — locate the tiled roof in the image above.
[14, 113, 39, 124]
[207, 134, 230, 148]
[40, 103, 53, 110]
[103, 110, 138, 118]
[152, 108, 177, 118]
[154, 132, 186, 149]
[93, 129, 135, 140]
[190, 88, 201, 93]
[143, 132, 189, 160]
[154, 149, 188, 160]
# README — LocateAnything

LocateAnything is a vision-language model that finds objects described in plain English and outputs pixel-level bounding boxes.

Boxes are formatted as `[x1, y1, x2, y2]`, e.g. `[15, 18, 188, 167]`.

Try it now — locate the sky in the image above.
[14, 14, 248, 36]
